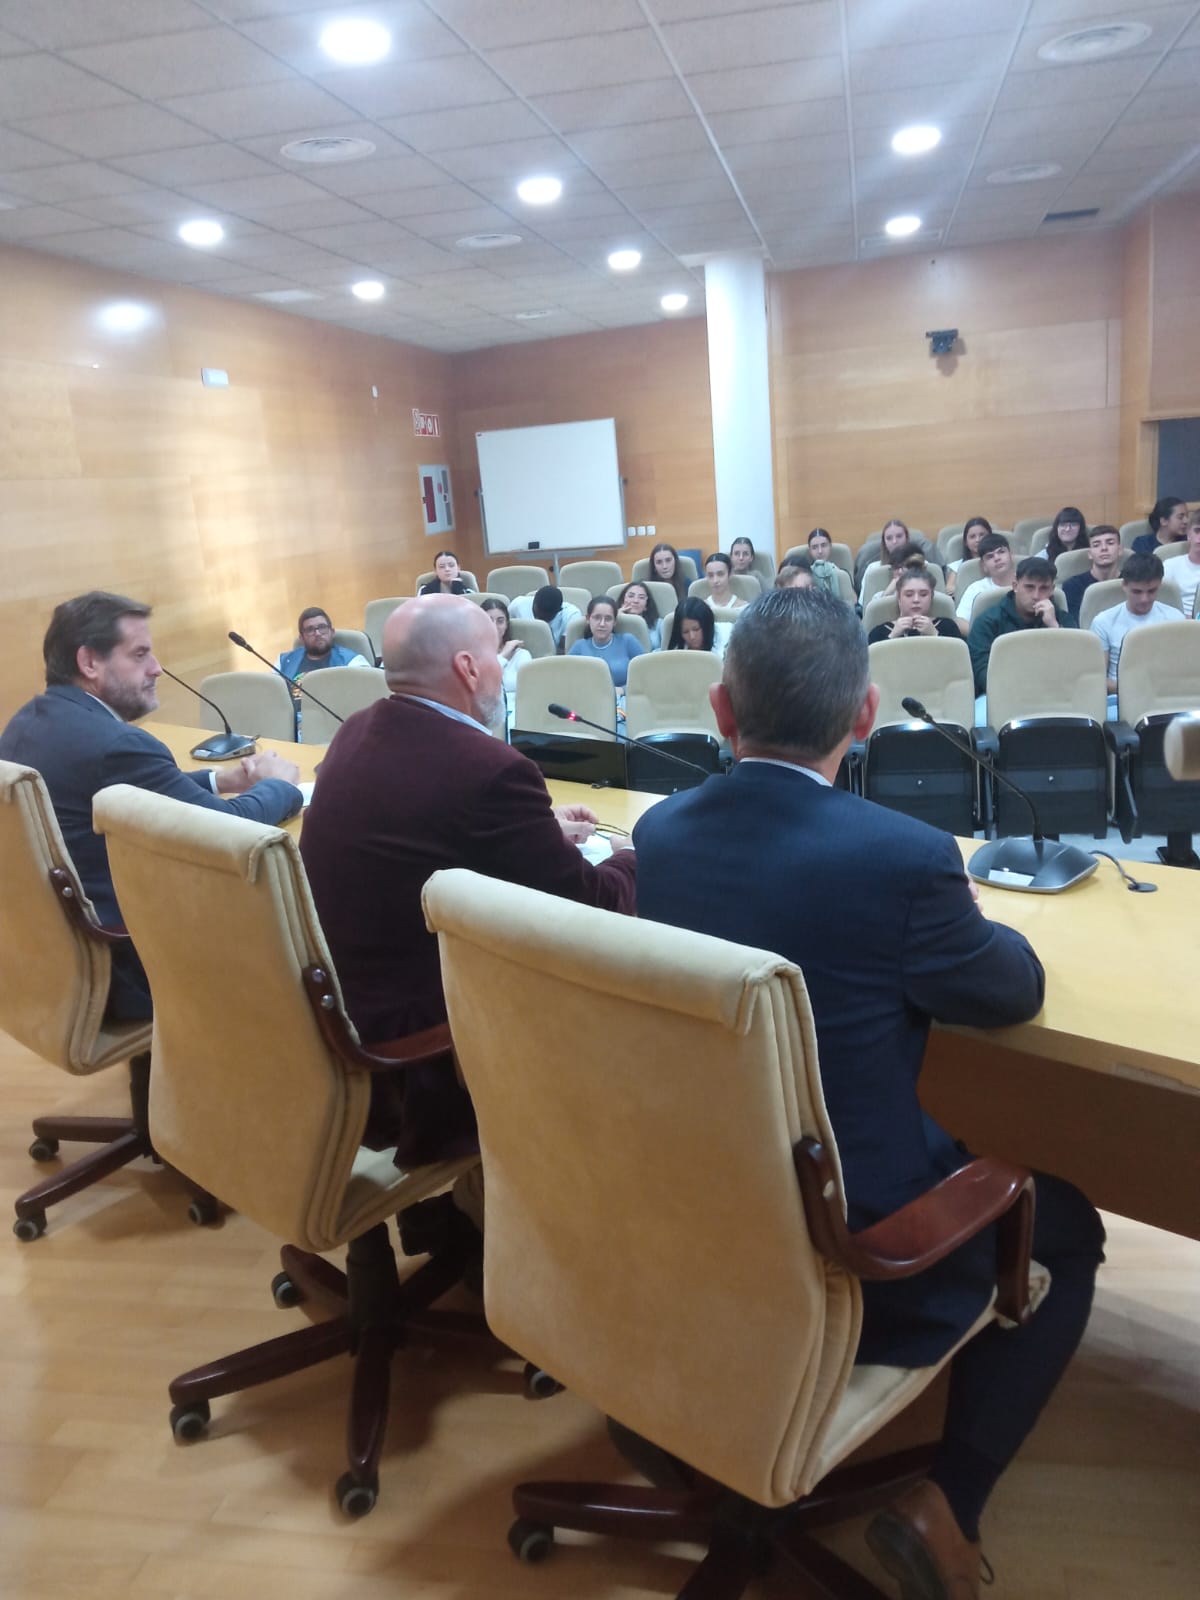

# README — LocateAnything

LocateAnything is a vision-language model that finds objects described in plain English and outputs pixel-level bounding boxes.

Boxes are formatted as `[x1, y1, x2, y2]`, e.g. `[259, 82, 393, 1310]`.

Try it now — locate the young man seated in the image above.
[967, 557, 1077, 723]
[1161, 516, 1200, 618]
[1061, 524, 1122, 620]
[1089, 552, 1177, 715]
[955, 533, 1016, 633]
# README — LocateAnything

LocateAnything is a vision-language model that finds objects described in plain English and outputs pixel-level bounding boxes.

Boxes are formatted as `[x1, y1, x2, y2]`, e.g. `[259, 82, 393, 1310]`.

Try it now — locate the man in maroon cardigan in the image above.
[301, 595, 637, 1167]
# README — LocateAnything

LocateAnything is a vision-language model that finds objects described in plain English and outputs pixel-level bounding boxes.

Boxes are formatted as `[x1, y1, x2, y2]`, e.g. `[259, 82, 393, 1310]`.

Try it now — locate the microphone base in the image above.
[967, 836, 1098, 894]
[189, 732, 258, 762]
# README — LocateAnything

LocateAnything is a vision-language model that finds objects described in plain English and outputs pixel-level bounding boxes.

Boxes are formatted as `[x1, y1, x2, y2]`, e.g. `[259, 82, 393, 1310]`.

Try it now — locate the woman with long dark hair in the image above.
[649, 542, 690, 603]
[667, 597, 718, 654]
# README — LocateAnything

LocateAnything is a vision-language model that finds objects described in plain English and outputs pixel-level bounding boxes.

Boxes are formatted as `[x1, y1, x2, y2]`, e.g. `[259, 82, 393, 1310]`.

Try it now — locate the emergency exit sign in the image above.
[412, 408, 440, 437]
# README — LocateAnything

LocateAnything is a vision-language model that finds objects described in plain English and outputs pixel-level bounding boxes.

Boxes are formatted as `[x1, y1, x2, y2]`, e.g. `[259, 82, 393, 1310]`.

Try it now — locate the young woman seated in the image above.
[616, 580, 662, 650]
[1044, 506, 1088, 567]
[703, 551, 748, 611]
[804, 529, 843, 597]
[945, 516, 992, 594]
[418, 549, 474, 595]
[667, 597, 722, 655]
[868, 568, 961, 643]
[729, 536, 758, 580]
[479, 598, 531, 693]
[568, 595, 645, 687]
[649, 541, 690, 603]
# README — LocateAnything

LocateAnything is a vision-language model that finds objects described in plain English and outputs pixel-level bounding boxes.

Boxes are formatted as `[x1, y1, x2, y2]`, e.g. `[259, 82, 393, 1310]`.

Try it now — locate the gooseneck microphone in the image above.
[159, 666, 257, 762]
[228, 631, 344, 728]
[899, 696, 1097, 894]
[547, 703, 719, 783]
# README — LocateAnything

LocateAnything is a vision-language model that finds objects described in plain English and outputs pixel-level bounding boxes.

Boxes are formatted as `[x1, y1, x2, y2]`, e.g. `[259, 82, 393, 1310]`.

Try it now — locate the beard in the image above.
[105, 681, 157, 722]
[473, 687, 504, 730]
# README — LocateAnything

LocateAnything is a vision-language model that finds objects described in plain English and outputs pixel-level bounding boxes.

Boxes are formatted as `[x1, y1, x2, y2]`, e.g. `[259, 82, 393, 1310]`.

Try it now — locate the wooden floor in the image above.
[2, 1036, 1198, 1600]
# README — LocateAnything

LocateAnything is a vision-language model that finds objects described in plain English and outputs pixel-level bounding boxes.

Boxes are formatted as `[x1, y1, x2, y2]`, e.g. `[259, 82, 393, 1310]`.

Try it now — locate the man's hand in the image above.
[554, 802, 597, 843]
[219, 750, 301, 792]
[1033, 598, 1059, 628]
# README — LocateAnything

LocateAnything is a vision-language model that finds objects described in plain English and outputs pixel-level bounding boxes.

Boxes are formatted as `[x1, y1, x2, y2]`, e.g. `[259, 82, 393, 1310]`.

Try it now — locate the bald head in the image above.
[382, 595, 502, 726]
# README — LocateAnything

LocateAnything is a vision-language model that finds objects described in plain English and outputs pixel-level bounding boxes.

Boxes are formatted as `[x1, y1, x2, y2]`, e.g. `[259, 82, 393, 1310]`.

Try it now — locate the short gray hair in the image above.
[724, 588, 869, 761]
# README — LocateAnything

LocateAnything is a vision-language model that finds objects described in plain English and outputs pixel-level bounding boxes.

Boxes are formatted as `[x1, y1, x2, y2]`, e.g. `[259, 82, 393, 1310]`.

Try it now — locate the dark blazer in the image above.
[0, 685, 302, 1016]
[300, 694, 637, 1162]
[633, 762, 1045, 1365]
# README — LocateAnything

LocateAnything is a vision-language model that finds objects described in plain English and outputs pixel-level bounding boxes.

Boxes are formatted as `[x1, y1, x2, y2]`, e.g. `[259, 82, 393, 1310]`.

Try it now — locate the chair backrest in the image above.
[416, 570, 479, 593]
[1013, 515, 1055, 543]
[563, 612, 652, 653]
[780, 543, 854, 582]
[485, 564, 550, 599]
[363, 596, 408, 660]
[1078, 577, 1184, 633]
[632, 555, 699, 585]
[512, 656, 617, 738]
[1120, 518, 1151, 548]
[558, 560, 626, 596]
[688, 575, 762, 606]
[986, 630, 1108, 727]
[956, 556, 984, 592]
[937, 523, 965, 554]
[747, 551, 775, 587]
[505, 617, 556, 659]
[199, 670, 296, 742]
[606, 579, 679, 627]
[559, 585, 593, 615]
[859, 562, 946, 607]
[422, 868, 858, 1507]
[624, 651, 723, 738]
[0, 761, 150, 1075]
[863, 590, 956, 632]
[463, 590, 509, 609]
[1028, 526, 1052, 556]
[94, 785, 376, 1251]
[292, 627, 372, 663]
[297, 665, 391, 746]
[1052, 548, 1098, 582]
[868, 638, 974, 729]
[1153, 540, 1188, 568]
[1117, 621, 1200, 723]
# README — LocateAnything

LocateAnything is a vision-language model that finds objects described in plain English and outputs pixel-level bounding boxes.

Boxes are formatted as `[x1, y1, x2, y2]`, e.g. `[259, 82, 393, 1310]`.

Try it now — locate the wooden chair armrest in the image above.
[794, 1138, 1036, 1325]
[48, 866, 131, 946]
[301, 966, 453, 1076]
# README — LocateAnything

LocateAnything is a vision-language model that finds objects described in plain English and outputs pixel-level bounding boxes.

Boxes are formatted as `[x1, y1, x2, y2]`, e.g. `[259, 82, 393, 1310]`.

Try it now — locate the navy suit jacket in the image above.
[633, 761, 1045, 1365]
[0, 685, 302, 1015]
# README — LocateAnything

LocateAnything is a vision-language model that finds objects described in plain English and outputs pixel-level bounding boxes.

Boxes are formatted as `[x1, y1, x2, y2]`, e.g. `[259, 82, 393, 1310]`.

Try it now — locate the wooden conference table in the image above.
[152, 719, 1200, 1241]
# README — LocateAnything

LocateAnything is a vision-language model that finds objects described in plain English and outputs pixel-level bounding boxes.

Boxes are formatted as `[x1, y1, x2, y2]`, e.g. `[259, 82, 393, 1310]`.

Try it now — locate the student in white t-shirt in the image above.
[955, 532, 1015, 632]
[1161, 519, 1200, 617]
[1089, 552, 1180, 713]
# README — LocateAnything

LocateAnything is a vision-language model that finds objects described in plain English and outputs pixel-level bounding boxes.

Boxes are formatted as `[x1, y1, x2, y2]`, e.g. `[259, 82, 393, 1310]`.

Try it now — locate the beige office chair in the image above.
[955, 556, 984, 593]
[363, 597, 408, 661]
[512, 656, 617, 738]
[1028, 526, 1052, 556]
[624, 651, 722, 738]
[606, 581, 675, 638]
[94, 785, 482, 1517]
[937, 523, 965, 554]
[1120, 518, 1151, 548]
[632, 554, 699, 585]
[1, 760, 155, 1241]
[860, 563, 946, 608]
[199, 670, 295, 743]
[783, 544, 855, 583]
[558, 585, 592, 614]
[1013, 515, 1055, 545]
[1113, 622, 1200, 866]
[296, 665, 391, 746]
[860, 641, 980, 833]
[415, 570, 479, 593]
[746, 551, 775, 588]
[563, 613, 652, 653]
[505, 617, 555, 659]
[423, 869, 1038, 1599]
[688, 575, 760, 606]
[868, 637, 974, 729]
[862, 591, 956, 634]
[558, 560, 625, 596]
[485, 565, 550, 599]
[1078, 577, 1183, 633]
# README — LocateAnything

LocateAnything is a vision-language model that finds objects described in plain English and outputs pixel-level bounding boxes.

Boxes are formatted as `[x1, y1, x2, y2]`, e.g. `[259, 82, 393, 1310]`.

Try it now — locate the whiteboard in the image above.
[476, 418, 625, 556]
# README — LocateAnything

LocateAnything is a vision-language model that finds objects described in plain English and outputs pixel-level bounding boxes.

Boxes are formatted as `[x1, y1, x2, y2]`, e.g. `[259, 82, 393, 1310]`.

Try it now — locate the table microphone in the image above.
[228, 631, 344, 727]
[899, 696, 1097, 893]
[547, 703, 718, 781]
[158, 666, 257, 761]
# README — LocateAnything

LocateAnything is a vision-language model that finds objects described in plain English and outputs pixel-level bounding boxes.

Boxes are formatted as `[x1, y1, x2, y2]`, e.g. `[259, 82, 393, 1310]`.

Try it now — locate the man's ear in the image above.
[75, 645, 101, 686]
[852, 682, 880, 744]
[709, 681, 736, 741]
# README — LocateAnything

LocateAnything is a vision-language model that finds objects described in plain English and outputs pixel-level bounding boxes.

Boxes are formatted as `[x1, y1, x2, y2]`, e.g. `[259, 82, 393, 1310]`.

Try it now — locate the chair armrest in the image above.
[794, 1138, 1036, 1325]
[48, 866, 131, 946]
[301, 965, 453, 1075]
[1103, 720, 1139, 757]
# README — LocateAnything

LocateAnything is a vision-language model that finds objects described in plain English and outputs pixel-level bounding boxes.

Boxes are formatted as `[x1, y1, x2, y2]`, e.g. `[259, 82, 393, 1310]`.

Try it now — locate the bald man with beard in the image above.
[300, 596, 637, 1166]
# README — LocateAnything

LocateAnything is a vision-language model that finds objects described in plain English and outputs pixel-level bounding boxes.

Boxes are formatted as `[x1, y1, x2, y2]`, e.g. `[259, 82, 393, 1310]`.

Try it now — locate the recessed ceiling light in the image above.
[456, 232, 523, 251]
[97, 301, 153, 334]
[1037, 23, 1151, 64]
[513, 309, 555, 320]
[254, 288, 323, 303]
[279, 136, 376, 164]
[660, 292, 689, 313]
[884, 214, 921, 238]
[351, 280, 385, 301]
[516, 175, 562, 205]
[319, 18, 391, 65]
[178, 218, 223, 247]
[891, 125, 941, 156]
[608, 248, 642, 272]
[986, 161, 1063, 186]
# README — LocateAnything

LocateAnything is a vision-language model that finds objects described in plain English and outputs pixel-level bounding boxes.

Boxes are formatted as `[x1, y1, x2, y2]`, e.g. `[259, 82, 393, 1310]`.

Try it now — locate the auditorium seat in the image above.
[859, 562, 947, 608]
[624, 651, 722, 739]
[862, 591, 957, 633]
[289, 626, 373, 664]
[1111, 621, 1200, 867]
[558, 560, 625, 596]
[687, 575, 762, 605]
[422, 868, 1040, 1600]
[363, 597, 408, 661]
[1013, 515, 1055, 545]
[605, 580, 679, 627]
[485, 565, 550, 599]
[563, 613, 652, 653]
[295, 666, 391, 745]
[968, 585, 1069, 628]
[505, 617, 555, 658]
[1120, 519, 1151, 548]
[1052, 548, 1111, 582]
[512, 656, 616, 738]
[199, 670, 295, 743]
[1078, 576, 1183, 632]
[559, 586, 593, 614]
[937, 522, 965, 555]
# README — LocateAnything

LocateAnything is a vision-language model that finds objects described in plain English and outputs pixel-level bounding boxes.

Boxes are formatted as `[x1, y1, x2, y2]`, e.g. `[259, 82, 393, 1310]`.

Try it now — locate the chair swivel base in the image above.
[166, 1221, 488, 1517]
[508, 1439, 936, 1600]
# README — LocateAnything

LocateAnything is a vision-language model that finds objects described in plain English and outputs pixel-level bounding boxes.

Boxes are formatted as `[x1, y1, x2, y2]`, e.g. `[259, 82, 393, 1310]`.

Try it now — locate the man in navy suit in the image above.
[633, 587, 1103, 1600]
[0, 591, 303, 1020]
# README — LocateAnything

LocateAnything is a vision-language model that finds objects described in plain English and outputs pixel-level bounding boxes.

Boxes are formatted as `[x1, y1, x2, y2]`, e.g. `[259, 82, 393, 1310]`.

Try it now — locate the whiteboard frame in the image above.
[476, 417, 626, 557]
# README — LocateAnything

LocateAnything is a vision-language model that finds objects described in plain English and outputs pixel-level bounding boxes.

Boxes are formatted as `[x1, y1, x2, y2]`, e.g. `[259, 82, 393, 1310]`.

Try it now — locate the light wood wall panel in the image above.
[1148, 195, 1200, 420]
[769, 235, 1125, 552]
[0, 241, 453, 725]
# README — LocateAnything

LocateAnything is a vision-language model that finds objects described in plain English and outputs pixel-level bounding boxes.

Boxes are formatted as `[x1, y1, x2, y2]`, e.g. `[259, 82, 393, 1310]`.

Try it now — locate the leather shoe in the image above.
[866, 1479, 985, 1600]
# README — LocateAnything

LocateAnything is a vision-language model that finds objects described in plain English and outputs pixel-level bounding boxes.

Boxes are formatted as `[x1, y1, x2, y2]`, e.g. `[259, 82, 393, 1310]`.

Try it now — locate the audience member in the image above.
[854, 519, 942, 587]
[1090, 553, 1176, 704]
[805, 529, 843, 597]
[876, 542, 933, 597]
[568, 595, 645, 687]
[729, 537, 758, 578]
[667, 597, 720, 654]
[479, 598, 531, 695]
[1044, 507, 1088, 566]
[649, 542, 690, 603]
[946, 517, 992, 594]
[509, 584, 581, 652]
[617, 581, 662, 649]
[0, 592, 301, 1020]
[775, 563, 814, 589]
[868, 569, 960, 642]
[299, 596, 636, 1166]
[1131, 497, 1189, 555]
[955, 533, 1017, 630]
[1160, 516, 1200, 616]
[968, 556, 1077, 697]
[277, 605, 371, 738]
[1060, 524, 1122, 619]
[418, 550, 474, 595]
[631, 587, 1103, 1600]
[702, 552, 748, 611]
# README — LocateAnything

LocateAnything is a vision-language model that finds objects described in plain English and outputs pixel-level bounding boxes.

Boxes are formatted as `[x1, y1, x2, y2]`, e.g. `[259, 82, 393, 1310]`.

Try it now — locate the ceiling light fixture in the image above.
[884, 214, 921, 238]
[660, 292, 689, 312]
[1037, 23, 1151, 64]
[178, 218, 224, 247]
[280, 136, 376, 164]
[319, 18, 391, 65]
[351, 280, 385, 301]
[516, 175, 562, 205]
[608, 248, 642, 271]
[97, 301, 153, 334]
[456, 232, 523, 251]
[986, 162, 1063, 186]
[891, 125, 941, 156]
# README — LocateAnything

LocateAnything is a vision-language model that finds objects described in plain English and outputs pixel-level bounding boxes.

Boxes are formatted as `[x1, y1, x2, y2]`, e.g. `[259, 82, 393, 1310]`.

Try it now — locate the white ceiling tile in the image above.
[590, 149, 732, 188]
[724, 132, 849, 172]
[688, 57, 844, 111]
[111, 143, 279, 187]
[1144, 45, 1200, 86]
[621, 176, 744, 209]
[0, 204, 107, 238]
[215, 194, 381, 231]
[854, 115, 986, 162]
[376, 98, 549, 154]
[1121, 84, 1197, 121]
[178, 172, 340, 213]
[997, 57, 1162, 111]
[401, 202, 524, 239]
[161, 80, 355, 140]
[435, 135, 582, 183]
[0, 27, 32, 54]
[651, 0, 819, 18]
[570, 116, 712, 165]
[1080, 143, 1184, 174]
[705, 100, 848, 144]
[850, 35, 1013, 94]
[430, 0, 646, 48]
[0, 0, 214, 49]
[0, 161, 151, 203]
[63, 190, 217, 225]
[663, 3, 841, 73]
[846, 0, 1028, 50]
[272, 151, 452, 199]
[355, 180, 484, 217]
[14, 102, 211, 159]
[293, 216, 417, 251]
[485, 30, 673, 96]
[531, 78, 697, 131]
[311, 54, 508, 119]
[985, 104, 1117, 145]
[1027, 0, 1181, 25]
[62, 28, 292, 100]
[851, 84, 996, 129]
[0, 125, 73, 169]
[0, 52, 132, 118]
[1105, 113, 1200, 150]
[1012, 6, 1190, 74]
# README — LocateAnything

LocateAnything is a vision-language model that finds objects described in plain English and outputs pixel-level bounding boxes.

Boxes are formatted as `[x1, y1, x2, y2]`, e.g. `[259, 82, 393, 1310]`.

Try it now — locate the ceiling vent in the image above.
[456, 232, 523, 250]
[1042, 207, 1100, 224]
[1037, 24, 1152, 64]
[986, 162, 1063, 185]
[859, 228, 942, 253]
[279, 136, 376, 164]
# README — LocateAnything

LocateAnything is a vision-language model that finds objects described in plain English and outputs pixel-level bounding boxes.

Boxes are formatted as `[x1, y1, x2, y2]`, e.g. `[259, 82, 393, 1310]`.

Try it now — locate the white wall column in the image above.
[704, 254, 776, 561]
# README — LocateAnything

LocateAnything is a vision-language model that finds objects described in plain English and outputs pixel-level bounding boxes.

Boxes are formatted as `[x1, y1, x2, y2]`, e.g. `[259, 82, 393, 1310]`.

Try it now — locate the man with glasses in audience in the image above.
[277, 606, 371, 739]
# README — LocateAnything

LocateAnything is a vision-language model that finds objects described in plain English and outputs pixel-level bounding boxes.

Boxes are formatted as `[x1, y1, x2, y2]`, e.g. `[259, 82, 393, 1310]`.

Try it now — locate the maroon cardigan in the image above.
[301, 695, 637, 1162]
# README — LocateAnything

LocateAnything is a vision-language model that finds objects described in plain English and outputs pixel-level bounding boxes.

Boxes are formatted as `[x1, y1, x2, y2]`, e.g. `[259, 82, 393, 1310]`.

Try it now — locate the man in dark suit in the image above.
[300, 594, 636, 1168]
[633, 587, 1103, 1600]
[0, 591, 303, 1020]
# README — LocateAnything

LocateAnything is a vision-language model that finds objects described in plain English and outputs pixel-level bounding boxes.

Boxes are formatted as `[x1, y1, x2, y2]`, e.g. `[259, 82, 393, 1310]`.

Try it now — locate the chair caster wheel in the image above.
[13, 1212, 47, 1242]
[187, 1197, 219, 1226]
[523, 1362, 563, 1400]
[509, 1518, 554, 1563]
[270, 1271, 302, 1309]
[28, 1137, 59, 1162]
[170, 1401, 211, 1443]
[336, 1471, 378, 1517]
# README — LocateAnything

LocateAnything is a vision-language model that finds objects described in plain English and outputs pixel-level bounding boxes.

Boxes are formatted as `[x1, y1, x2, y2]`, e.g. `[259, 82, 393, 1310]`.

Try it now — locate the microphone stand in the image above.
[158, 666, 256, 761]
[547, 703, 720, 782]
[228, 632, 345, 730]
